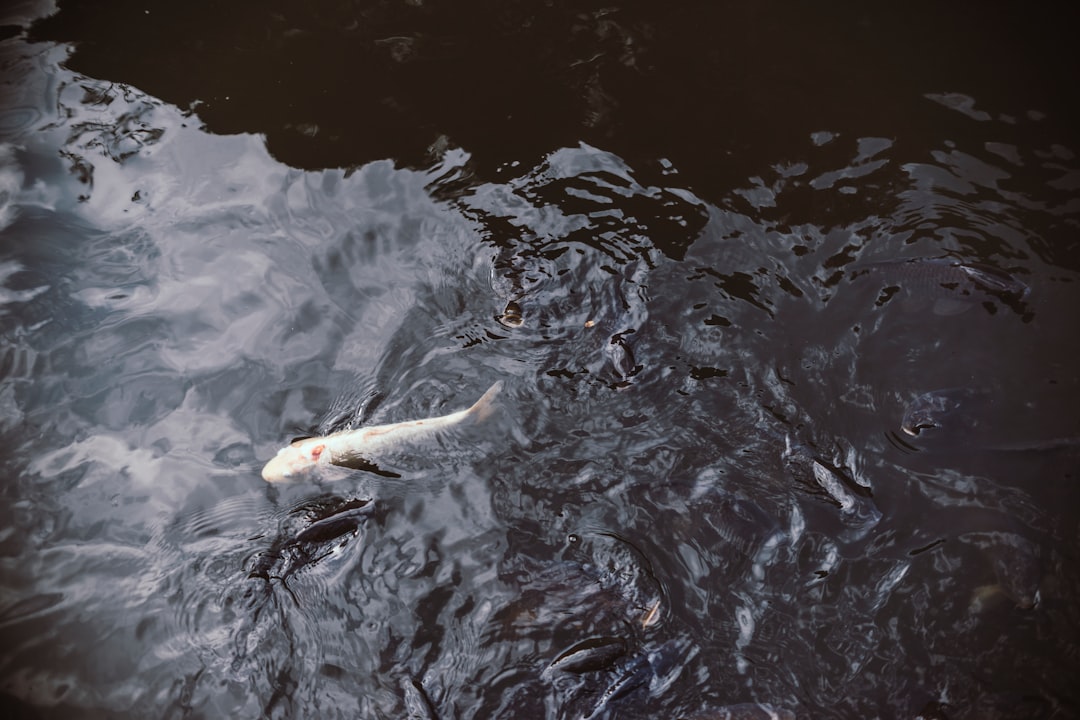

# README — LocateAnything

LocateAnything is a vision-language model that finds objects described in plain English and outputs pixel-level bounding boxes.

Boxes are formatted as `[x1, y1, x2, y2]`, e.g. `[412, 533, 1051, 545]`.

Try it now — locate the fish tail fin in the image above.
[467, 380, 503, 423]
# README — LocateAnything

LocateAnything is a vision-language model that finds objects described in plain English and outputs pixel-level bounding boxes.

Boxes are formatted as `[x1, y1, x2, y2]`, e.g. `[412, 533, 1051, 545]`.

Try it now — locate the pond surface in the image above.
[1, 3, 1079, 719]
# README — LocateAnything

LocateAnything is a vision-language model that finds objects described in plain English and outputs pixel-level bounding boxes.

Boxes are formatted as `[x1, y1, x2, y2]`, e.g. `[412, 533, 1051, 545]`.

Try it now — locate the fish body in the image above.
[851, 258, 1029, 315]
[961, 531, 1041, 609]
[261, 381, 502, 483]
[293, 500, 374, 544]
[901, 387, 990, 437]
[547, 636, 628, 675]
[401, 676, 439, 720]
[704, 491, 786, 563]
[604, 330, 640, 382]
[585, 639, 695, 720]
[782, 435, 882, 542]
[246, 498, 374, 587]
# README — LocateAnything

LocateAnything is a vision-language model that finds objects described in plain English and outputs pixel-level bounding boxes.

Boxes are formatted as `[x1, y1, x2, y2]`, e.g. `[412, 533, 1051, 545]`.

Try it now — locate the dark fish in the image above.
[490, 249, 556, 328]
[591, 652, 651, 710]
[702, 491, 787, 565]
[292, 499, 374, 544]
[604, 331, 639, 381]
[585, 639, 692, 720]
[986, 436, 1080, 455]
[901, 390, 1079, 461]
[850, 258, 1029, 315]
[901, 387, 990, 437]
[782, 436, 882, 542]
[905, 505, 1041, 610]
[496, 550, 661, 635]
[548, 636, 628, 674]
[570, 531, 664, 629]
[247, 497, 375, 585]
[402, 676, 439, 720]
[679, 704, 797, 720]
[961, 531, 1041, 609]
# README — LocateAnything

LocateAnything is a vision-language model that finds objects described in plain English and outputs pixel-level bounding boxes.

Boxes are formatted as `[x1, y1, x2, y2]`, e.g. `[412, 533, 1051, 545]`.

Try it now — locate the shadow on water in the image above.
[1, 2, 1080, 719]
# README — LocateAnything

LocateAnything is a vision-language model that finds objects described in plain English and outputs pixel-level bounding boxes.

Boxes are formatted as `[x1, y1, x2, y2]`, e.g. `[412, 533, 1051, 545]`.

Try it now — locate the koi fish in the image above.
[261, 381, 502, 483]
[901, 387, 991, 437]
[850, 257, 1029, 315]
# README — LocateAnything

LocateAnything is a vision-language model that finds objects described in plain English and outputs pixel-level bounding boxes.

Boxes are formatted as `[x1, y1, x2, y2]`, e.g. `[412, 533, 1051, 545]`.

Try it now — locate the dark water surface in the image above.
[2, 2, 1079, 718]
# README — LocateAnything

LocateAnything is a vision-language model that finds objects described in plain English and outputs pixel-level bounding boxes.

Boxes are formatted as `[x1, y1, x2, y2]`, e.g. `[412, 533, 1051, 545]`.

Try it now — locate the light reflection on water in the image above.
[1, 35, 1079, 720]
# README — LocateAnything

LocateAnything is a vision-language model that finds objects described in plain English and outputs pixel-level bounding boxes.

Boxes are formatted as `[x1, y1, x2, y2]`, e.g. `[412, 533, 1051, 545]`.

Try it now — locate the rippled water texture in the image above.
[2, 5, 1080, 719]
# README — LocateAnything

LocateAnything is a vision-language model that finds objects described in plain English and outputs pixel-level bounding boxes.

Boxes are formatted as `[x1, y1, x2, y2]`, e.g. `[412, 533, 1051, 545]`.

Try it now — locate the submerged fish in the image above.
[901, 387, 990, 437]
[850, 257, 1029, 315]
[584, 639, 696, 720]
[547, 636, 629, 675]
[292, 501, 374, 544]
[962, 531, 1041, 610]
[261, 381, 503, 483]
[401, 675, 439, 720]
[244, 497, 375, 607]
[703, 490, 787, 565]
[604, 329, 641, 383]
[782, 435, 882, 543]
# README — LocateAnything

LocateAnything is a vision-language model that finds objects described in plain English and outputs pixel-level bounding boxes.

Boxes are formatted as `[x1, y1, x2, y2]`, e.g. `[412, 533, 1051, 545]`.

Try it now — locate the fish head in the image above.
[260, 439, 327, 483]
[901, 388, 971, 436]
[901, 407, 938, 436]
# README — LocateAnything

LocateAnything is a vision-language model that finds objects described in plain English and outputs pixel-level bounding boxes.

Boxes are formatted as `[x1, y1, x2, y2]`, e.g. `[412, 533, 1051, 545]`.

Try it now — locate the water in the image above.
[2, 3, 1079, 719]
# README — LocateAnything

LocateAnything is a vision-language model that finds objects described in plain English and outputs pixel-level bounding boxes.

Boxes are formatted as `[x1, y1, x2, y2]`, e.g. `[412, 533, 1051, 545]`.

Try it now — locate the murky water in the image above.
[2, 3, 1079, 719]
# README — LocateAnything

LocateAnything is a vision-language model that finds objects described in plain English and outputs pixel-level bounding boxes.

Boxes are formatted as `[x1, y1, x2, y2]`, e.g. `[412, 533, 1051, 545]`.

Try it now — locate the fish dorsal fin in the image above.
[467, 381, 504, 423]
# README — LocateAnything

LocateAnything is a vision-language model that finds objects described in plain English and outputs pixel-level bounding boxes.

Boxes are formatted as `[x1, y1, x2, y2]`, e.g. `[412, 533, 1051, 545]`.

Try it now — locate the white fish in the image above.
[261, 381, 503, 483]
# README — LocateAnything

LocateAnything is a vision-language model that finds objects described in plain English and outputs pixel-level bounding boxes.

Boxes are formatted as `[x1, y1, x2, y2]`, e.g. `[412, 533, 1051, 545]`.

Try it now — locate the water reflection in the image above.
[1, 23, 1079, 720]
[25, 1, 1080, 210]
